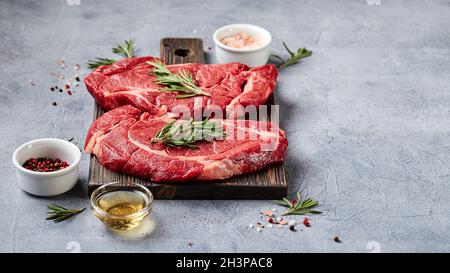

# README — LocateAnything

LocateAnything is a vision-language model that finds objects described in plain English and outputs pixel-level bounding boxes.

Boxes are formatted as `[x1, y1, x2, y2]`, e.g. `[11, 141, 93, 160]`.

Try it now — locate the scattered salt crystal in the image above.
[248, 224, 254, 229]
[262, 210, 273, 217]
[57, 59, 66, 68]
[58, 74, 65, 80]
[288, 220, 296, 226]
[276, 217, 282, 222]
[256, 226, 262, 232]
[266, 223, 273, 228]
[74, 64, 80, 71]
[272, 208, 277, 212]
[28, 80, 36, 86]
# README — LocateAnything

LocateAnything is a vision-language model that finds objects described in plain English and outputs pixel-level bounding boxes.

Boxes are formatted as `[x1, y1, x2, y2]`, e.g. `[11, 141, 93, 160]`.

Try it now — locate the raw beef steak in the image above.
[84, 105, 287, 182]
[84, 56, 278, 116]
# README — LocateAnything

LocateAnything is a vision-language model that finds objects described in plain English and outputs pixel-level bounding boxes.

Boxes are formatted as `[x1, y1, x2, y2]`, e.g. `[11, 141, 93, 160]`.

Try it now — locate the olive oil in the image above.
[93, 190, 151, 230]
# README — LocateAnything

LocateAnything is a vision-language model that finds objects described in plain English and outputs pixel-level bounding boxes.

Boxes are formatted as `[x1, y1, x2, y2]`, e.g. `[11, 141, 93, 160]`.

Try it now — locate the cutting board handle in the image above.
[160, 38, 205, 64]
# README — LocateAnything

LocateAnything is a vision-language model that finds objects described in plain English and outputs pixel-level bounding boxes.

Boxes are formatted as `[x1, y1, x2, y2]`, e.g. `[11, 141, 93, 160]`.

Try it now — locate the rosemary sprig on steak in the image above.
[270, 42, 312, 69]
[275, 192, 322, 216]
[147, 61, 211, 99]
[88, 58, 117, 69]
[151, 118, 224, 149]
[88, 39, 136, 69]
[46, 204, 85, 223]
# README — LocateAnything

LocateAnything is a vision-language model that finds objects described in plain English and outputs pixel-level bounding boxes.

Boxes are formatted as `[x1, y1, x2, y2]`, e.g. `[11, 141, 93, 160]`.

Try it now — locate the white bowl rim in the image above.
[12, 138, 81, 177]
[213, 24, 272, 53]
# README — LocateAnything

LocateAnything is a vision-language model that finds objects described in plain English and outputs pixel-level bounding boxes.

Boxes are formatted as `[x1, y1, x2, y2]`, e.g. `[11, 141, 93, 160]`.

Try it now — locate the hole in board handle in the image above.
[173, 48, 191, 57]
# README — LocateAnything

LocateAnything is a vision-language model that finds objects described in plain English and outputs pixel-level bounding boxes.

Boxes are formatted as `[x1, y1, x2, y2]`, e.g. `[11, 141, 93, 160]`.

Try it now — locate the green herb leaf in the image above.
[148, 61, 210, 98]
[88, 58, 117, 69]
[88, 39, 136, 69]
[46, 204, 85, 223]
[112, 39, 135, 58]
[151, 118, 225, 149]
[271, 42, 312, 69]
[275, 192, 322, 216]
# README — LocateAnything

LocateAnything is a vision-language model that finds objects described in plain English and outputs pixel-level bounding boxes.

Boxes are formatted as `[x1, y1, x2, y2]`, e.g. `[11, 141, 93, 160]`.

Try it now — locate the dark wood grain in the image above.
[87, 38, 287, 199]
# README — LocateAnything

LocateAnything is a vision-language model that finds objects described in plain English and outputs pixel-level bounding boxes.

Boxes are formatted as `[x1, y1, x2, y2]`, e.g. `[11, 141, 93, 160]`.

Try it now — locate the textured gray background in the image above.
[0, 0, 449, 253]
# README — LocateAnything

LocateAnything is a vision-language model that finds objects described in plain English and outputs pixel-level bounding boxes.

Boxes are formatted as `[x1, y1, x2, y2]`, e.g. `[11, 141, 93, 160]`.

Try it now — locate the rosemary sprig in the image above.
[46, 204, 86, 223]
[275, 192, 322, 216]
[112, 39, 135, 58]
[88, 58, 117, 69]
[88, 39, 136, 69]
[147, 61, 210, 99]
[151, 118, 224, 149]
[271, 42, 312, 69]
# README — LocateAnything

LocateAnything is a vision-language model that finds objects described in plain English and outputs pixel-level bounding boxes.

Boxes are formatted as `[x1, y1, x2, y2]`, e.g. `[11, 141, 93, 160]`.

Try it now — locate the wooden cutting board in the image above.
[87, 38, 287, 199]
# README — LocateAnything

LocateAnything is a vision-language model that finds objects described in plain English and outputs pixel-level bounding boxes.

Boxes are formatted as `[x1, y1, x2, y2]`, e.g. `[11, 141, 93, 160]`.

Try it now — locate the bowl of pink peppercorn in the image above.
[12, 138, 81, 196]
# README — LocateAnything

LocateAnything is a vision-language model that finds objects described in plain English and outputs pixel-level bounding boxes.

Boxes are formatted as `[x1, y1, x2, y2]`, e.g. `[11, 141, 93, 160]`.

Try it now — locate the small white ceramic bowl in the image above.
[213, 24, 272, 67]
[12, 138, 81, 197]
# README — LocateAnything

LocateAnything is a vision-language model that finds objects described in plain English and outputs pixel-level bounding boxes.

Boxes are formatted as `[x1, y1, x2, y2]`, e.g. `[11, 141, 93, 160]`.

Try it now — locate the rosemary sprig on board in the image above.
[46, 204, 86, 223]
[275, 192, 322, 216]
[271, 42, 312, 69]
[88, 39, 136, 69]
[151, 118, 225, 149]
[147, 61, 210, 99]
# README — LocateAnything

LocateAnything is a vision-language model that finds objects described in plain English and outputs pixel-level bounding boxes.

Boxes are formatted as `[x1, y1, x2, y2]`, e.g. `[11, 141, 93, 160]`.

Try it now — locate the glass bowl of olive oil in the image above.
[90, 182, 153, 230]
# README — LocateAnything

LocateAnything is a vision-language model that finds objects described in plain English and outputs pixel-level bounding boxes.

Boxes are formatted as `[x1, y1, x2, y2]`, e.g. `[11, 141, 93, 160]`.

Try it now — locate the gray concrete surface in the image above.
[1, 0, 449, 253]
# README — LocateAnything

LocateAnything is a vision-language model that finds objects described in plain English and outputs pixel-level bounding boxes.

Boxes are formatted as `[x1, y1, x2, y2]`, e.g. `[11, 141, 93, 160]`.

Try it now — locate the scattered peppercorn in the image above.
[65, 84, 70, 90]
[333, 236, 342, 243]
[59, 89, 63, 92]
[22, 157, 69, 172]
[50, 87, 55, 91]
[75, 76, 80, 82]
[289, 225, 296, 232]
[303, 217, 311, 227]
[67, 90, 72, 96]
[52, 102, 57, 106]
